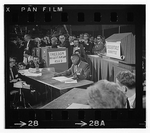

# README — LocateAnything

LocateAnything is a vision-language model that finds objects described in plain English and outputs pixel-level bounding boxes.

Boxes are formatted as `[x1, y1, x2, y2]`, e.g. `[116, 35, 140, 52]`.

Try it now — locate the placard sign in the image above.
[106, 41, 121, 59]
[49, 50, 67, 64]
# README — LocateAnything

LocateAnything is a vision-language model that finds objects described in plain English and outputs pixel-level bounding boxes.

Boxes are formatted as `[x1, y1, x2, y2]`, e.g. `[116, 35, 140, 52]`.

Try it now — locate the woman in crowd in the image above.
[51, 37, 58, 48]
[92, 35, 106, 55]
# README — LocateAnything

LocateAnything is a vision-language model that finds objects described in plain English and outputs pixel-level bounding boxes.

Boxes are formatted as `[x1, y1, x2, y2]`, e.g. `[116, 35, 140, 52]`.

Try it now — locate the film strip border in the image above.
[6, 109, 145, 128]
[4, 5, 144, 24]
[5, 5, 145, 128]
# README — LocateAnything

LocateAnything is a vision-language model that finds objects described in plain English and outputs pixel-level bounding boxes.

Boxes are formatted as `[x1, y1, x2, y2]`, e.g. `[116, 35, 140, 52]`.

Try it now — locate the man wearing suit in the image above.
[72, 39, 87, 60]
[9, 57, 21, 84]
[23, 50, 34, 67]
[116, 71, 136, 108]
[28, 56, 46, 68]
[54, 54, 90, 80]
[58, 35, 72, 67]
[58, 35, 70, 48]
[24, 34, 35, 55]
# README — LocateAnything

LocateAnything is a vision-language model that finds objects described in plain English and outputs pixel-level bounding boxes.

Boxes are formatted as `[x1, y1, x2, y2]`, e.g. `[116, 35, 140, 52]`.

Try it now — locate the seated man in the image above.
[116, 71, 136, 108]
[86, 80, 127, 108]
[18, 62, 26, 70]
[9, 57, 21, 84]
[9, 57, 32, 108]
[28, 56, 46, 68]
[54, 54, 90, 80]
[23, 49, 34, 66]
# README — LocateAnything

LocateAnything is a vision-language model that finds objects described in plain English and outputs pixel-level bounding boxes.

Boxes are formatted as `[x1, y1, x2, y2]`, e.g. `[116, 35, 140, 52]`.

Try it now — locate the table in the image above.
[20, 68, 93, 107]
[87, 55, 135, 82]
[41, 88, 89, 109]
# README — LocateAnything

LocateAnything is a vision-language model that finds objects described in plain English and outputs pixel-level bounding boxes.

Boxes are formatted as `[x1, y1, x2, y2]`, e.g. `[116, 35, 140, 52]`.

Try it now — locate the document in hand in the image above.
[67, 103, 91, 109]
[13, 81, 23, 88]
[52, 76, 77, 83]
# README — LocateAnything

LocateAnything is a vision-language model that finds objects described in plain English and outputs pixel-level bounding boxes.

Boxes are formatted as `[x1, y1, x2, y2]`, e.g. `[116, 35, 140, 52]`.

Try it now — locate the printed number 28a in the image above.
[28, 120, 39, 127]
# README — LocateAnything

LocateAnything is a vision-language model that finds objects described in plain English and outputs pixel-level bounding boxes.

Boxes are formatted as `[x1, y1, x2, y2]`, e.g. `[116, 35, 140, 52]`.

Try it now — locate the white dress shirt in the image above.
[128, 93, 136, 108]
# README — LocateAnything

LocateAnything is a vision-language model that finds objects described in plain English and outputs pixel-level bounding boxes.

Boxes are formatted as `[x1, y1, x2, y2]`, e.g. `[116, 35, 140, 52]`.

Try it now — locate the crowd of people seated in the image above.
[9, 33, 106, 63]
[9, 31, 145, 109]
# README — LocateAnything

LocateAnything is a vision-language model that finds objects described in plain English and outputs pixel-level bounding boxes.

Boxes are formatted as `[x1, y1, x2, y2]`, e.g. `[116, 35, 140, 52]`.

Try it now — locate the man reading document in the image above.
[54, 54, 90, 80]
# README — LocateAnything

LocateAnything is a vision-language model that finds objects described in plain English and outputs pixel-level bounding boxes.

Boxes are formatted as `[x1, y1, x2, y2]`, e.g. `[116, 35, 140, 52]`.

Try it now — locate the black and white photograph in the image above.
[8, 24, 141, 109]
[4, 5, 146, 128]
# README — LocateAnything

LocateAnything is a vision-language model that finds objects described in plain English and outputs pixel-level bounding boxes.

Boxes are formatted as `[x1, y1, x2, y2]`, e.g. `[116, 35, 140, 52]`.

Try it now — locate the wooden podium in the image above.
[41, 47, 68, 72]
[106, 32, 135, 65]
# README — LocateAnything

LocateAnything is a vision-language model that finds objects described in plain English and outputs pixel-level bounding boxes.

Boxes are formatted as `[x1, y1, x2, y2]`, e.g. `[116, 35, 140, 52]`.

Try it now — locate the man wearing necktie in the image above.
[54, 54, 90, 80]
[23, 50, 34, 67]
[9, 57, 21, 83]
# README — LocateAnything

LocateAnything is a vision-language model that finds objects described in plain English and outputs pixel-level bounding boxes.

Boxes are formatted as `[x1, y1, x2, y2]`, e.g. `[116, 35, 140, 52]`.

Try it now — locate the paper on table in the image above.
[65, 80, 77, 83]
[52, 76, 74, 82]
[18, 69, 29, 74]
[24, 72, 42, 77]
[67, 103, 91, 109]
[18, 69, 42, 77]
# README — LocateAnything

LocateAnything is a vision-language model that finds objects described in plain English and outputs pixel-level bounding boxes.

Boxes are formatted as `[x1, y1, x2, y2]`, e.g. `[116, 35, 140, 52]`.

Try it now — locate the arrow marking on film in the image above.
[75, 121, 87, 127]
[14, 121, 26, 127]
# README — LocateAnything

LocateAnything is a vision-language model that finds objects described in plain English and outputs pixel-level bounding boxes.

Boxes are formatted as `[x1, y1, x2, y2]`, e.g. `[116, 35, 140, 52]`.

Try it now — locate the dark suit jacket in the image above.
[81, 40, 93, 53]
[9, 67, 19, 80]
[24, 40, 36, 55]
[27, 60, 46, 68]
[59, 40, 70, 48]
[60, 61, 90, 80]
[92, 43, 105, 55]
[9, 67, 20, 91]
[72, 44, 87, 59]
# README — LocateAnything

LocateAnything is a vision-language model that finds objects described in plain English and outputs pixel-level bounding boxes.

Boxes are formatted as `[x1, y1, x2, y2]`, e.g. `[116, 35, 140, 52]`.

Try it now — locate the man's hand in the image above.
[10, 78, 21, 83]
[54, 73, 61, 77]
[72, 73, 78, 79]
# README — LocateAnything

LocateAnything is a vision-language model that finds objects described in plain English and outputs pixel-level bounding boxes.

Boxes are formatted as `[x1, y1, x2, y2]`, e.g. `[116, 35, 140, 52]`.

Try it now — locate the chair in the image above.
[11, 81, 33, 109]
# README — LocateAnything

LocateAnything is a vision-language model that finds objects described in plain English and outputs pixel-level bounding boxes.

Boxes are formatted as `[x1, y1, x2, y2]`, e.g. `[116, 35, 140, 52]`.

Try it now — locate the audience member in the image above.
[82, 33, 90, 53]
[87, 80, 127, 108]
[58, 35, 69, 48]
[18, 62, 26, 70]
[69, 36, 74, 46]
[51, 37, 58, 48]
[28, 56, 46, 68]
[9, 57, 21, 83]
[24, 34, 36, 55]
[72, 39, 86, 59]
[116, 71, 136, 108]
[34, 37, 41, 47]
[23, 50, 34, 66]
[92, 35, 106, 55]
